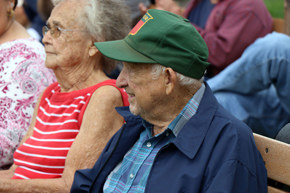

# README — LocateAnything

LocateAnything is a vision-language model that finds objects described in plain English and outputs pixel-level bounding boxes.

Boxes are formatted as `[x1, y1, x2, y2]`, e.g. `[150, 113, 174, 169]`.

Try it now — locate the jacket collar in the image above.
[172, 83, 218, 159]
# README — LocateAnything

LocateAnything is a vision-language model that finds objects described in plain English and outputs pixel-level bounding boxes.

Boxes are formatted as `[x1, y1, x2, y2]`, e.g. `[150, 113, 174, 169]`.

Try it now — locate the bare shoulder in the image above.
[79, 84, 125, 138]
[81, 85, 124, 125]
[89, 85, 124, 108]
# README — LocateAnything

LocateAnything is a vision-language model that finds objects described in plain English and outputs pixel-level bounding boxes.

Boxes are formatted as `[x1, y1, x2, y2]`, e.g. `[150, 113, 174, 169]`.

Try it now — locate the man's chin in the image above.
[129, 105, 139, 116]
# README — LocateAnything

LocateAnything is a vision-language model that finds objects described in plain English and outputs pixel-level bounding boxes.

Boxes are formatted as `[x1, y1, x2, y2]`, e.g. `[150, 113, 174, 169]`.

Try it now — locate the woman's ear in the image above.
[164, 68, 177, 95]
[89, 45, 98, 57]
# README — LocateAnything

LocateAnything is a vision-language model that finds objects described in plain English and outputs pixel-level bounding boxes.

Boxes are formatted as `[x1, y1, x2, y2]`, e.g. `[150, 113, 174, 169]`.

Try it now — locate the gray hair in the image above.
[51, 0, 131, 73]
[151, 64, 203, 87]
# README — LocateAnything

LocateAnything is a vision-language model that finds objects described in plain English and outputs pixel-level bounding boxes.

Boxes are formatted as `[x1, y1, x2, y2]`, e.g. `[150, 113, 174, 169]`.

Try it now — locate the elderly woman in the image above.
[0, 0, 130, 192]
[0, 0, 55, 169]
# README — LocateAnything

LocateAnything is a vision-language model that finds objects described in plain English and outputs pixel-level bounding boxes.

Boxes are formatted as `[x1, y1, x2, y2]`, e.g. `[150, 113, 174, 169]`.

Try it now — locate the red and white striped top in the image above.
[12, 79, 128, 179]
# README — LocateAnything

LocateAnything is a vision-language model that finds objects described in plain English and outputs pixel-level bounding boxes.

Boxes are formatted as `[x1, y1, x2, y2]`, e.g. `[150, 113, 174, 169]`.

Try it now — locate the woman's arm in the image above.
[0, 85, 124, 193]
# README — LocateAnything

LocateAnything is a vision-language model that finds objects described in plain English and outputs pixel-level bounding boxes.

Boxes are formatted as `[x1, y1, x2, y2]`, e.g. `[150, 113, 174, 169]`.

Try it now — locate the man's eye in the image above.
[53, 27, 60, 32]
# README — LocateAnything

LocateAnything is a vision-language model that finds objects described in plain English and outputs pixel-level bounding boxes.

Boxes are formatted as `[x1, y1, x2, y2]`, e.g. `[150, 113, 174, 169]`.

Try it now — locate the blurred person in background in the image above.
[14, 0, 30, 27]
[207, 32, 290, 143]
[14, 0, 46, 41]
[22, 0, 46, 41]
[37, 0, 54, 22]
[0, 0, 55, 169]
[126, 0, 151, 26]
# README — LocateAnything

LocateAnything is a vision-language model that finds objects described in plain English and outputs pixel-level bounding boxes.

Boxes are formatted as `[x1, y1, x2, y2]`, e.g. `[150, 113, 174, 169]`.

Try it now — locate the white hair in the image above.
[151, 64, 203, 86]
[51, 0, 131, 73]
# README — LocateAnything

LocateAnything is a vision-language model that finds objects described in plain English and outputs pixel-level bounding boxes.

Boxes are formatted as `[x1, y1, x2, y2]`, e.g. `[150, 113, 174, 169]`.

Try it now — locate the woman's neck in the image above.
[0, 20, 30, 44]
[56, 68, 109, 92]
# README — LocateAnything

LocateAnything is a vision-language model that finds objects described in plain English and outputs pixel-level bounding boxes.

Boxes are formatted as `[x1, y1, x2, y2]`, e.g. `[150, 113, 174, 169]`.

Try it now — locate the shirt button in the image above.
[146, 142, 152, 147]
[166, 132, 170, 136]
[130, 173, 134, 179]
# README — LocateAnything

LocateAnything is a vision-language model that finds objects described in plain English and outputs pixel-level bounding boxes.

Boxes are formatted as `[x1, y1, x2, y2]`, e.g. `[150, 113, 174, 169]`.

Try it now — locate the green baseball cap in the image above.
[94, 9, 209, 79]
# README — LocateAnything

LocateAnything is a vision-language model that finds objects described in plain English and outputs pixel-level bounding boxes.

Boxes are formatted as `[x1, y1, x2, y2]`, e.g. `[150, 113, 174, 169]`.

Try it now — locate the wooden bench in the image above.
[272, 18, 285, 33]
[260, 2, 290, 192]
[254, 133, 290, 193]
[286, 0, 290, 35]
[271, 0, 290, 35]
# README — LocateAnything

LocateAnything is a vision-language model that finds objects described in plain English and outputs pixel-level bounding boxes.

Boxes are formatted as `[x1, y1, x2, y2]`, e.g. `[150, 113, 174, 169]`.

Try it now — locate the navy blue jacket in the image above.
[71, 85, 267, 193]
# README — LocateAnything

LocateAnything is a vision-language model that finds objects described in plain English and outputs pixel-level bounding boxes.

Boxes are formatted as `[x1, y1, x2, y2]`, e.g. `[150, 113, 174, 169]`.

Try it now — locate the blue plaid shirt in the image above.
[103, 84, 205, 193]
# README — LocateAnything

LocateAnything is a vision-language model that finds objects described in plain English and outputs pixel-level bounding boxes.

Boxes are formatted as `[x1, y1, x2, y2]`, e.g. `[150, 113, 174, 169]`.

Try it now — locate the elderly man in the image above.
[71, 9, 267, 193]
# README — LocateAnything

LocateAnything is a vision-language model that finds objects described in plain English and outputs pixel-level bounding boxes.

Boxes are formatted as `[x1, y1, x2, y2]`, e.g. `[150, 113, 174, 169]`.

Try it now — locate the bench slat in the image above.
[268, 186, 289, 193]
[253, 133, 290, 187]
[272, 18, 285, 33]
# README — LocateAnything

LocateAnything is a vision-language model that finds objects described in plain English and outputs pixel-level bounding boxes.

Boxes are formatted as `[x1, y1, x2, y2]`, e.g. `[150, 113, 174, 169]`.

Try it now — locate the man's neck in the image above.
[149, 86, 200, 136]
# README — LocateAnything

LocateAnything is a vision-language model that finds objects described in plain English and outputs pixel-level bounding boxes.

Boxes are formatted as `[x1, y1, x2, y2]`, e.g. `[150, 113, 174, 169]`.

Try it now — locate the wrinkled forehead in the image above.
[122, 62, 154, 74]
[48, 0, 85, 28]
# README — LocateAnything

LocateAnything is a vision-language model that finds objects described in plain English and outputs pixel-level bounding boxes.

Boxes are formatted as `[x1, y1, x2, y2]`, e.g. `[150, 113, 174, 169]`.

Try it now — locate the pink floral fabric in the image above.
[0, 38, 56, 168]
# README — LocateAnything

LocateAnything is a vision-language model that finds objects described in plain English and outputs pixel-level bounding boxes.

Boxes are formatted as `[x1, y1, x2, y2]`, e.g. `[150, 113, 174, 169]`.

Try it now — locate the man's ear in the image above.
[89, 45, 98, 57]
[164, 68, 177, 95]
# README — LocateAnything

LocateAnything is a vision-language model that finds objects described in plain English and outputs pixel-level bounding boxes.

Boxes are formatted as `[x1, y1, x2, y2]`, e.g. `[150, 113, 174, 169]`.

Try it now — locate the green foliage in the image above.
[263, 0, 284, 18]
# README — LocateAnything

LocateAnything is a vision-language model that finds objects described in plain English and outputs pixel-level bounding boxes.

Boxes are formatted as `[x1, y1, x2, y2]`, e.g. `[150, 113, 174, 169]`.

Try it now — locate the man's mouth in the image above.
[125, 90, 135, 98]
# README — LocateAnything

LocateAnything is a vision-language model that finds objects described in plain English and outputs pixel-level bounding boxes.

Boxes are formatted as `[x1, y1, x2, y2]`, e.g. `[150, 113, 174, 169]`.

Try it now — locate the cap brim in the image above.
[94, 40, 156, 64]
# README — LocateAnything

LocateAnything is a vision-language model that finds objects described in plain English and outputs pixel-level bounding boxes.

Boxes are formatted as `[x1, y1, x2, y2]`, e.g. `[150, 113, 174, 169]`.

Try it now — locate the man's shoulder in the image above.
[208, 104, 260, 168]
[198, 85, 256, 159]
[209, 102, 254, 149]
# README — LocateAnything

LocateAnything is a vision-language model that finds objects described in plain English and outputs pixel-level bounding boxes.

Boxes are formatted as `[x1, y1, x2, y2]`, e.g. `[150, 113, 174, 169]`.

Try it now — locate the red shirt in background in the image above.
[184, 0, 273, 76]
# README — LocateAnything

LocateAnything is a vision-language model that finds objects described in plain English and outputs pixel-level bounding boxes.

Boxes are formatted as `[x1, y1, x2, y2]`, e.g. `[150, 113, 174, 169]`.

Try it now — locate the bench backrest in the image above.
[286, 0, 290, 35]
[253, 133, 290, 193]
[272, 18, 285, 33]
[270, 0, 290, 35]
